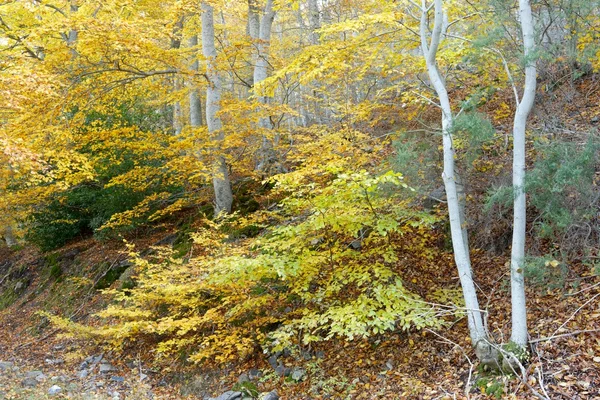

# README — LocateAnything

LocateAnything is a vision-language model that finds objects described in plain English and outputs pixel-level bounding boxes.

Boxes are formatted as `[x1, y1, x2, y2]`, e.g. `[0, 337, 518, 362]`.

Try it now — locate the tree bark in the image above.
[419, 0, 488, 355]
[172, 16, 184, 135]
[3, 225, 17, 247]
[188, 35, 203, 128]
[252, 0, 277, 172]
[201, 2, 233, 216]
[510, 0, 536, 348]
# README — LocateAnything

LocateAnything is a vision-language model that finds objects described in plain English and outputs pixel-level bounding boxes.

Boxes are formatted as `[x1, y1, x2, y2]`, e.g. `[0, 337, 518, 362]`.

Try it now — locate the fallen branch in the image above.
[529, 329, 600, 344]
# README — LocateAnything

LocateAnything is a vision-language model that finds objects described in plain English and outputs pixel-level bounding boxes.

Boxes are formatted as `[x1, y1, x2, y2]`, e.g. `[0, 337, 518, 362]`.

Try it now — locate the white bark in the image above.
[252, 0, 277, 172]
[510, 0, 537, 348]
[172, 17, 184, 135]
[188, 35, 203, 128]
[419, 0, 487, 351]
[201, 2, 233, 215]
[3, 225, 17, 247]
[308, 0, 321, 46]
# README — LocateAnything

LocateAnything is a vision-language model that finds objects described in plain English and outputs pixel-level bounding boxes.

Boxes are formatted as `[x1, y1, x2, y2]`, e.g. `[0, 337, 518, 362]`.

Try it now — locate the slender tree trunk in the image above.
[419, 0, 489, 359]
[510, 0, 537, 348]
[201, 2, 233, 215]
[171, 16, 185, 135]
[308, 0, 320, 46]
[188, 35, 203, 128]
[3, 225, 16, 247]
[252, 0, 277, 172]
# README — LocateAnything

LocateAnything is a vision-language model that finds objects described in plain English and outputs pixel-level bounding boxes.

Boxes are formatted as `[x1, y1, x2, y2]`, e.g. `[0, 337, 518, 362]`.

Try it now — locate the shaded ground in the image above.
[1, 238, 599, 399]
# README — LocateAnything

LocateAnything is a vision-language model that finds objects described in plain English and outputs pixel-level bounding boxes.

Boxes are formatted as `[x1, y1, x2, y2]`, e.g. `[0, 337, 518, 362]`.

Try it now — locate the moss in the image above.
[94, 262, 130, 290]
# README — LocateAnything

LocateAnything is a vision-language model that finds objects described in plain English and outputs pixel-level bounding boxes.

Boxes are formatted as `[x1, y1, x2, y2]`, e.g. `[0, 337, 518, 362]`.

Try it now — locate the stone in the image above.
[315, 351, 325, 359]
[99, 363, 116, 373]
[110, 376, 125, 383]
[591, 116, 599, 124]
[45, 358, 64, 365]
[77, 369, 89, 379]
[274, 364, 291, 377]
[259, 391, 279, 400]
[211, 391, 243, 400]
[0, 362, 13, 372]
[237, 372, 249, 384]
[291, 367, 306, 382]
[248, 368, 262, 380]
[267, 354, 278, 369]
[21, 377, 38, 388]
[25, 370, 44, 379]
[385, 359, 394, 370]
[48, 385, 62, 396]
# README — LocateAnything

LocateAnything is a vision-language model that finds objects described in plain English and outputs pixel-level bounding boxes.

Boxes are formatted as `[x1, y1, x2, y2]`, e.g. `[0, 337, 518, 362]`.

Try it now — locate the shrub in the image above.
[49, 168, 446, 365]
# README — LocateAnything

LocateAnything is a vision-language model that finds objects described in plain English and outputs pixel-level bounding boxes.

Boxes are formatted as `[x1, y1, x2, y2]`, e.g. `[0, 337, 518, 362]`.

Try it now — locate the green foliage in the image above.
[452, 111, 496, 165]
[390, 138, 438, 191]
[526, 136, 599, 237]
[475, 376, 505, 399]
[523, 255, 569, 291]
[486, 135, 599, 257]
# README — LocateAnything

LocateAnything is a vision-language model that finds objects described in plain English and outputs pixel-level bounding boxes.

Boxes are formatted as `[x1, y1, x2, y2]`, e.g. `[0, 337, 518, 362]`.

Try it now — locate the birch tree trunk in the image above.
[252, 0, 277, 172]
[201, 2, 233, 215]
[188, 35, 203, 128]
[171, 17, 184, 135]
[419, 0, 490, 361]
[510, 0, 537, 349]
[3, 225, 17, 247]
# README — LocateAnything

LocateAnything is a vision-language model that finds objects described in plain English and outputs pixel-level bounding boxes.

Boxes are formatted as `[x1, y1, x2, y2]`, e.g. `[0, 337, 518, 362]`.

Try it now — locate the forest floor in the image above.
[0, 236, 599, 400]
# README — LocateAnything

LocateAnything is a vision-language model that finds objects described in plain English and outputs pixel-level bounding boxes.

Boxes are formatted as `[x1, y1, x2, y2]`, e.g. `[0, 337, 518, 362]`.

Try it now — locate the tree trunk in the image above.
[419, 0, 489, 358]
[201, 2, 233, 216]
[510, 0, 537, 348]
[308, 0, 320, 46]
[188, 35, 203, 128]
[252, 0, 277, 173]
[171, 16, 184, 135]
[3, 225, 17, 247]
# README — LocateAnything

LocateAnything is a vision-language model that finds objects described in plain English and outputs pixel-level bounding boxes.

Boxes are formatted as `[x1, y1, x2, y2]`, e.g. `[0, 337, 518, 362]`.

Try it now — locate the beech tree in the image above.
[417, 0, 538, 363]
[510, 0, 537, 349]
[201, 2, 233, 215]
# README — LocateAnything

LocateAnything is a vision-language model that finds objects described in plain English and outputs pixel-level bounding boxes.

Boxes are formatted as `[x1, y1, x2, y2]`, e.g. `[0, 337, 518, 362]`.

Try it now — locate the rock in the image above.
[259, 391, 279, 400]
[385, 359, 394, 370]
[282, 348, 292, 357]
[274, 364, 290, 377]
[25, 370, 44, 380]
[53, 345, 65, 351]
[267, 354, 279, 369]
[211, 391, 243, 400]
[592, 116, 599, 124]
[48, 385, 62, 396]
[86, 355, 103, 364]
[291, 367, 306, 382]
[0, 362, 13, 372]
[77, 369, 89, 379]
[248, 368, 262, 380]
[45, 358, 64, 365]
[140, 372, 148, 381]
[110, 376, 125, 383]
[237, 372, 250, 384]
[21, 377, 38, 388]
[315, 350, 325, 359]
[14, 281, 25, 292]
[99, 363, 116, 373]
[349, 239, 362, 250]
